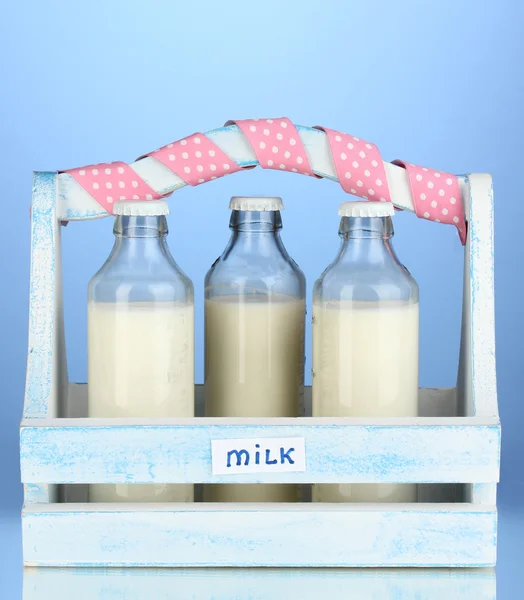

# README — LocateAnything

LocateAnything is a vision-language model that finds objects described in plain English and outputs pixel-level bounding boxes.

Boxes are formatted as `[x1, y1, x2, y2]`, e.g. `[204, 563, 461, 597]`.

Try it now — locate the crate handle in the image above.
[59, 118, 465, 242]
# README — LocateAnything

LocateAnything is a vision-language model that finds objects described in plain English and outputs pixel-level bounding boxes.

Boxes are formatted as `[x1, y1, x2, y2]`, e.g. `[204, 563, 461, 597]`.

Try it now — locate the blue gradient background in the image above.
[0, 0, 522, 596]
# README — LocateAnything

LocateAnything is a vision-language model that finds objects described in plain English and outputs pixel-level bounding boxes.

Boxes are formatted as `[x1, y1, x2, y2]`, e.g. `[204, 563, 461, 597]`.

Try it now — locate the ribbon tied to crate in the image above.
[61, 117, 466, 243]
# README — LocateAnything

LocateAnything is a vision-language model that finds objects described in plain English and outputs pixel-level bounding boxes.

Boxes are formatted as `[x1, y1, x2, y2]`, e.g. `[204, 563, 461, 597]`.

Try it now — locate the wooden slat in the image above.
[24, 172, 65, 418]
[457, 174, 498, 418]
[20, 413, 500, 485]
[468, 174, 497, 417]
[22, 565, 496, 600]
[22, 503, 497, 568]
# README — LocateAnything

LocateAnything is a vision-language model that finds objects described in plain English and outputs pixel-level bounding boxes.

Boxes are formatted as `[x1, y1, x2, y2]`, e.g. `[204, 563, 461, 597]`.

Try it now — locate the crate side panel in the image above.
[470, 175, 497, 417]
[24, 172, 61, 419]
[459, 174, 497, 418]
[22, 504, 497, 567]
[20, 420, 500, 484]
[457, 191, 472, 418]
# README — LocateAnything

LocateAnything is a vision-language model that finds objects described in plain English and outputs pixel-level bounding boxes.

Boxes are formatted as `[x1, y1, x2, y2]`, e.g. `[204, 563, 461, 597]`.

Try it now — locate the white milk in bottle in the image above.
[204, 197, 305, 503]
[205, 295, 305, 419]
[312, 201, 419, 503]
[88, 200, 194, 503]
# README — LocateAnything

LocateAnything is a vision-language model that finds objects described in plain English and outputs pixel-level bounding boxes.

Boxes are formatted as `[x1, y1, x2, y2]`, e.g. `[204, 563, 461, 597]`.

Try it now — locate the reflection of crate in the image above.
[20, 132, 498, 567]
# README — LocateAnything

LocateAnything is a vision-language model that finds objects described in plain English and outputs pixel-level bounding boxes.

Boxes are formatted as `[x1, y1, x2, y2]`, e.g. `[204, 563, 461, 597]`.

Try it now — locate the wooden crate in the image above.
[20, 124, 499, 567]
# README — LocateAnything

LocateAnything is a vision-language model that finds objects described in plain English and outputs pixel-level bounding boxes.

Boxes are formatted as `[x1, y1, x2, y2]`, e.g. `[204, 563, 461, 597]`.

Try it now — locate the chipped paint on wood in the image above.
[22, 503, 497, 568]
[468, 175, 497, 417]
[22, 565, 497, 599]
[457, 175, 498, 419]
[24, 172, 57, 418]
[20, 409, 500, 485]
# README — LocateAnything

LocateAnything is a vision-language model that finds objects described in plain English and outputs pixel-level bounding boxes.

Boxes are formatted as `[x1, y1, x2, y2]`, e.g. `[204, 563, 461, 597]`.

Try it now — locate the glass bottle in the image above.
[88, 200, 194, 503]
[204, 196, 305, 503]
[312, 201, 419, 503]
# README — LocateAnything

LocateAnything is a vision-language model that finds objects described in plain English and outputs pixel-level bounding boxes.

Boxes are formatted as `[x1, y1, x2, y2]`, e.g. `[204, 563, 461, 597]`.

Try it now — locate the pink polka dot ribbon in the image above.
[227, 117, 318, 176]
[392, 160, 466, 244]
[314, 126, 465, 243]
[145, 132, 243, 186]
[60, 117, 467, 242]
[63, 162, 161, 214]
[314, 126, 392, 202]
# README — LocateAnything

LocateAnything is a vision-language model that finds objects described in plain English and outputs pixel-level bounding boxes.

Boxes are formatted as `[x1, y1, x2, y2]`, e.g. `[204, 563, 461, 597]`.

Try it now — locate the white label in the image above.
[211, 437, 306, 475]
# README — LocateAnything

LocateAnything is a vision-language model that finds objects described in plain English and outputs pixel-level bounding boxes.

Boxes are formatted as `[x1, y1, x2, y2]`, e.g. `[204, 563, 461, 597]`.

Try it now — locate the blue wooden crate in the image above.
[20, 125, 499, 567]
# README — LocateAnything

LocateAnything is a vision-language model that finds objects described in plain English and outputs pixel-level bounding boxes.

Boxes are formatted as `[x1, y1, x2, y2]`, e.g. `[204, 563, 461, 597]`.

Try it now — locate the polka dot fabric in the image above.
[60, 117, 467, 243]
[146, 133, 242, 186]
[228, 118, 317, 176]
[63, 162, 161, 214]
[315, 126, 392, 202]
[393, 160, 466, 244]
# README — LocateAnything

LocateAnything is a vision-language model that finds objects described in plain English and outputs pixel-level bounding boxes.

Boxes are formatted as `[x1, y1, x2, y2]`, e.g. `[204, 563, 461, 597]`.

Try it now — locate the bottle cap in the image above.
[113, 200, 170, 216]
[338, 201, 395, 218]
[228, 196, 284, 211]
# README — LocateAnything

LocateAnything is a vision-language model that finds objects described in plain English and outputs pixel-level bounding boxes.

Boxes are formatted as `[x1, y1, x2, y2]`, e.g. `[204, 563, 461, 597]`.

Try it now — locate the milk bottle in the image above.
[204, 197, 305, 503]
[88, 200, 194, 503]
[312, 201, 419, 503]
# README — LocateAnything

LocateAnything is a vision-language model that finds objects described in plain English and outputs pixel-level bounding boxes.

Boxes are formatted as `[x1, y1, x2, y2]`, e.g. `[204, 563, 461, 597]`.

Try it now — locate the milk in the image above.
[204, 294, 305, 502]
[312, 300, 419, 503]
[88, 301, 194, 502]
[204, 484, 298, 503]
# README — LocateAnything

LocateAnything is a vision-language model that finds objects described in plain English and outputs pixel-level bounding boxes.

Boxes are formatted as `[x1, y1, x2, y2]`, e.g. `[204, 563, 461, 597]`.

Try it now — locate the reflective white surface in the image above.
[22, 566, 496, 599]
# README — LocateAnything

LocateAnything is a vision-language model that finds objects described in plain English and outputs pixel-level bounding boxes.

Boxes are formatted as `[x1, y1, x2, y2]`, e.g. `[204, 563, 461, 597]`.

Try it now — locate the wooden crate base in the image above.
[23, 503, 497, 568]
[21, 383, 499, 567]
[22, 566, 497, 599]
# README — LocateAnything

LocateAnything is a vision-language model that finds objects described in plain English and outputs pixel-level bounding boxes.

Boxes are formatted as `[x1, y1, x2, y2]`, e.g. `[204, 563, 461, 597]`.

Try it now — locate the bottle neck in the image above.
[337, 216, 396, 264]
[227, 210, 284, 255]
[114, 215, 168, 238]
[112, 215, 169, 260]
[229, 210, 282, 233]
